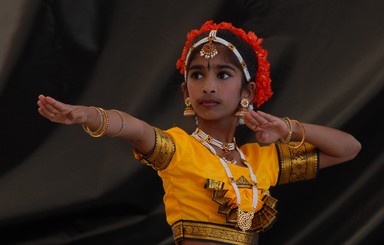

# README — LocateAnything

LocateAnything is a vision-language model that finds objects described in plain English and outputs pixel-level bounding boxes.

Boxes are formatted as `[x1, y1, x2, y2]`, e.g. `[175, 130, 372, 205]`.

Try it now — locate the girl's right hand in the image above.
[37, 95, 90, 125]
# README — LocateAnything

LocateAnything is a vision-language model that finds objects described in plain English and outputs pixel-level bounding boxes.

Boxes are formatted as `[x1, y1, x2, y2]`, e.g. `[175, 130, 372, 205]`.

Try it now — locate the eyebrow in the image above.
[189, 64, 237, 72]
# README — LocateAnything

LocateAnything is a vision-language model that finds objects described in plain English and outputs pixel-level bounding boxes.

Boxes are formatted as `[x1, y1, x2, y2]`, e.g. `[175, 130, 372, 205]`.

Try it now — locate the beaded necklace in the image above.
[192, 128, 258, 231]
[195, 128, 237, 164]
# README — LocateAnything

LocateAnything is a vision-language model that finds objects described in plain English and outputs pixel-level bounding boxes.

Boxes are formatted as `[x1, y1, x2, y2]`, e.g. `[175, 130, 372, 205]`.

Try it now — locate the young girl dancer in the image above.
[37, 20, 361, 244]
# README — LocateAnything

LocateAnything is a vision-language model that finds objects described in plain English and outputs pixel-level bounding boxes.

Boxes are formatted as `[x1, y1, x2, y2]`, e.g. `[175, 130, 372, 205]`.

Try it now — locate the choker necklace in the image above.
[192, 128, 258, 231]
[193, 128, 237, 163]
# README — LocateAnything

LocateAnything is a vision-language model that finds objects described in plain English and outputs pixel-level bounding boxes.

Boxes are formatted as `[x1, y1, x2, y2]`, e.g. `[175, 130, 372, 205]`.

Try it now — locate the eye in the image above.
[190, 71, 203, 80]
[217, 71, 231, 79]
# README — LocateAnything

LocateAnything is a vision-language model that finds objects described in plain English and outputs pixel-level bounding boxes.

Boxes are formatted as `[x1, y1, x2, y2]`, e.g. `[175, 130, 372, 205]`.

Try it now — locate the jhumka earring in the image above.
[183, 97, 195, 116]
[236, 98, 252, 125]
[235, 98, 250, 117]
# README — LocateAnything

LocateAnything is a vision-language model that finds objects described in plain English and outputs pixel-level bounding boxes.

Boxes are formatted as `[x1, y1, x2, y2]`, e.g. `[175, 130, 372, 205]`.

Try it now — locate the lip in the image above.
[198, 97, 221, 107]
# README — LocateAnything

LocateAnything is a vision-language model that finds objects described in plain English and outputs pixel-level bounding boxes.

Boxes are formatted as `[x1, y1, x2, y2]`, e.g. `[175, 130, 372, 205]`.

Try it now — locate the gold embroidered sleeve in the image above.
[137, 127, 176, 171]
[276, 142, 319, 185]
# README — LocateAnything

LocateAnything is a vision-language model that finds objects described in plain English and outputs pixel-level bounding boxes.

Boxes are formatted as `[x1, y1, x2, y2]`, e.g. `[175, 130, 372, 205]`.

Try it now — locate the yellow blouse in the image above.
[134, 127, 318, 245]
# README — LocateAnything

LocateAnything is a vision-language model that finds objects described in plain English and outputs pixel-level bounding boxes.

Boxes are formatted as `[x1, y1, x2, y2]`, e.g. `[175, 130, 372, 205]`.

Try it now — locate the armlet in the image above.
[137, 127, 175, 171]
[276, 142, 319, 185]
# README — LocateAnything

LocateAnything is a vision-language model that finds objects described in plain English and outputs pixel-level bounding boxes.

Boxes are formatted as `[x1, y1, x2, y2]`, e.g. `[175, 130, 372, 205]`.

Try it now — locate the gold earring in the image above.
[235, 98, 249, 117]
[183, 97, 195, 116]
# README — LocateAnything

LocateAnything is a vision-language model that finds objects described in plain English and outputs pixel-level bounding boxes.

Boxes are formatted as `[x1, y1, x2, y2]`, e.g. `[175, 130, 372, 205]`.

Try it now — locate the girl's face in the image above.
[184, 45, 252, 124]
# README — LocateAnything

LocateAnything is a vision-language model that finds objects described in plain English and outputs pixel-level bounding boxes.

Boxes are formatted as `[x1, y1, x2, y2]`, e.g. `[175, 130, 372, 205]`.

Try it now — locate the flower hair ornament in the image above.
[176, 20, 273, 108]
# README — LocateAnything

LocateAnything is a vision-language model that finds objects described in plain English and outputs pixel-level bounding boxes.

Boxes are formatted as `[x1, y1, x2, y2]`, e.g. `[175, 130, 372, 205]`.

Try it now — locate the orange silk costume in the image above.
[134, 127, 319, 245]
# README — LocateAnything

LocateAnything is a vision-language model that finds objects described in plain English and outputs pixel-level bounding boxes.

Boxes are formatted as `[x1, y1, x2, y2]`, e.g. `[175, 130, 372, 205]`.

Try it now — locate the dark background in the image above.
[0, 0, 383, 244]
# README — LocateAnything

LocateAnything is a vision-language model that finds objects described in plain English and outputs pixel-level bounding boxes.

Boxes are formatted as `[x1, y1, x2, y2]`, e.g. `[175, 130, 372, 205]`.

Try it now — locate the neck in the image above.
[196, 118, 238, 143]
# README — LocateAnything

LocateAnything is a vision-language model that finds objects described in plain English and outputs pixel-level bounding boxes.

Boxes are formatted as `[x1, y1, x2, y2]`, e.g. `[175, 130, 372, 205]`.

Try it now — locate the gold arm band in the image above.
[139, 127, 175, 171]
[276, 142, 319, 185]
[109, 109, 125, 137]
[82, 107, 109, 138]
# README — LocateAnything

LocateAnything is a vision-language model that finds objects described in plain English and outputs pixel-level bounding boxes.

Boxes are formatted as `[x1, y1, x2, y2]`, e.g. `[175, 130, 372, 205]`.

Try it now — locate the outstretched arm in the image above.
[37, 95, 155, 155]
[243, 110, 361, 169]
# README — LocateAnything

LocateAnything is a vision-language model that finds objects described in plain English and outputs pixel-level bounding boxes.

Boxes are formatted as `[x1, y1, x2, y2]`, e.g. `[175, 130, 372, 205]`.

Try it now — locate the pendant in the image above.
[237, 209, 254, 231]
[221, 150, 236, 163]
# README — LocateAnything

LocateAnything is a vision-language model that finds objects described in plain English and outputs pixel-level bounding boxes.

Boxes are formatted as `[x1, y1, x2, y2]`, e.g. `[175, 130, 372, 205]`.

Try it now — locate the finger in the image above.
[256, 110, 277, 122]
[44, 103, 60, 114]
[37, 95, 62, 121]
[38, 106, 56, 121]
[243, 111, 260, 130]
[38, 99, 60, 118]
[249, 111, 271, 127]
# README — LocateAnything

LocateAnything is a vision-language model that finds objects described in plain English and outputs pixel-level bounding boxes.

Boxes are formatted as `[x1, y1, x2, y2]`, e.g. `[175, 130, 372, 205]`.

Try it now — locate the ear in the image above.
[181, 82, 189, 100]
[241, 82, 256, 102]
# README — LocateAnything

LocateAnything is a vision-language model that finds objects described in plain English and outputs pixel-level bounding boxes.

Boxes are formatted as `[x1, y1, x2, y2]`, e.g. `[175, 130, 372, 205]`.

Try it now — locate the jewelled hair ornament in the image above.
[200, 31, 219, 59]
[176, 20, 273, 107]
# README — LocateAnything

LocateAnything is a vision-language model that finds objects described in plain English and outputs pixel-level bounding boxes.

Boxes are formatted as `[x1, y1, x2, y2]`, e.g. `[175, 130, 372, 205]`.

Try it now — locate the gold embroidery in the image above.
[276, 142, 319, 185]
[137, 127, 175, 171]
[172, 220, 259, 245]
[204, 178, 278, 232]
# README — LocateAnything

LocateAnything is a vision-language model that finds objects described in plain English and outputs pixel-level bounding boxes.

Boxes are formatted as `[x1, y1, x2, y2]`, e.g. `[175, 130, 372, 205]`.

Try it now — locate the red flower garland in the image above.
[176, 20, 273, 107]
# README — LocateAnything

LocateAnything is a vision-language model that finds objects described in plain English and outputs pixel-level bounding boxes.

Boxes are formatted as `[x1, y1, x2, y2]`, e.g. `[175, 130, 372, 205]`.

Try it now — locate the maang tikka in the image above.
[183, 97, 195, 116]
[200, 31, 218, 59]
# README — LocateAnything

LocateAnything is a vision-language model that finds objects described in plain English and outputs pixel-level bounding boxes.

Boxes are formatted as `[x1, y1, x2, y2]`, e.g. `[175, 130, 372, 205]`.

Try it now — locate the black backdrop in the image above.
[0, 0, 383, 244]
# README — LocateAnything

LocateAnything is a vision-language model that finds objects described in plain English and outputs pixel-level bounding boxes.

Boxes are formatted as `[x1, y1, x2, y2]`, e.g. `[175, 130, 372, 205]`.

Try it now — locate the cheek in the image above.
[226, 82, 243, 97]
[185, 83, 199, 99]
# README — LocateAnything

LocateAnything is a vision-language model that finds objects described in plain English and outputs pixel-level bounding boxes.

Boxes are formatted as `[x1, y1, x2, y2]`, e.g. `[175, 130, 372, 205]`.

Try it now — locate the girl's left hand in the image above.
[243, 110, 288, 144]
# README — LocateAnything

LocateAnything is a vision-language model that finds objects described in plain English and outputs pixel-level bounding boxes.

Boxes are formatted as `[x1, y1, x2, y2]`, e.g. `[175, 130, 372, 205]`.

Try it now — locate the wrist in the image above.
[278, 117, 292, 143]
[82, 107, 109, 137]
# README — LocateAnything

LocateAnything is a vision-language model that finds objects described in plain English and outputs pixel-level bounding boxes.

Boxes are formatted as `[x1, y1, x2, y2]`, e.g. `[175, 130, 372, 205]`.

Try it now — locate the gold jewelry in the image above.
[290, 120, 306, 149]
[278, 117, 292, 143]
[82, 107, 109, 138]
[235, 98, 249, 117]
[200, 34, 218, 59]
[138, 127, 176, 171]
[183, 97, 195, 116]
[110, 109, 125, 137]
[237, 208, 256, 231]
[193, 128, 236, 164]
[86, 106, 103, 132]
[192, 128, 258, 231]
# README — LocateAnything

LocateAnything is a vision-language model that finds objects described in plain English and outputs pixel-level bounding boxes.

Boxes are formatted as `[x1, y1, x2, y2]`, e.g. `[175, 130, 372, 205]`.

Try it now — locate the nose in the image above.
[202, 77, 217, 94]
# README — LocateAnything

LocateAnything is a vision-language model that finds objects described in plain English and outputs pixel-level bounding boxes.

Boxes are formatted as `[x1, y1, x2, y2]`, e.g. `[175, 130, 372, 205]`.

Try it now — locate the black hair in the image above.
[187, 29, 258, 87]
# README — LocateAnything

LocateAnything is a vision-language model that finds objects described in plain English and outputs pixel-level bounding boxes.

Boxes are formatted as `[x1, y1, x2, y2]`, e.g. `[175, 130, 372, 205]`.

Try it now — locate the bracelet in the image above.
[279, 117, 292, 144]
[290, 120, 306, 149]
[82, 107, 109, 138]
[110, 109, 125, 137]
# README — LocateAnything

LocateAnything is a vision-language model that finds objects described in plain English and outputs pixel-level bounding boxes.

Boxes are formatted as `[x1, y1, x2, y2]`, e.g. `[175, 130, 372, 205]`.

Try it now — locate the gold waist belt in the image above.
[172, 220, 259, 245]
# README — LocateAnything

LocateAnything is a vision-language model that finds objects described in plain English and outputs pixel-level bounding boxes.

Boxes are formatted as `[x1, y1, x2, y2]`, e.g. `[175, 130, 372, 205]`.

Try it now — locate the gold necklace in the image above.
[193, 128, 237, 164]
[192, 128, 258, 231]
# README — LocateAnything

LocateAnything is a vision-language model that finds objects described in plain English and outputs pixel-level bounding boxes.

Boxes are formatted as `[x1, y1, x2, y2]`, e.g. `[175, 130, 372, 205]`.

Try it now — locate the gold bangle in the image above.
[82, 106, 103, 133]
[279, 117, 292, 143]
[82, 107, 109, 138]
[291, 119, 306, 149]
[110, 109, 125, 137]
[97, 108, 109, 137]
[82, 107, 104, 136]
